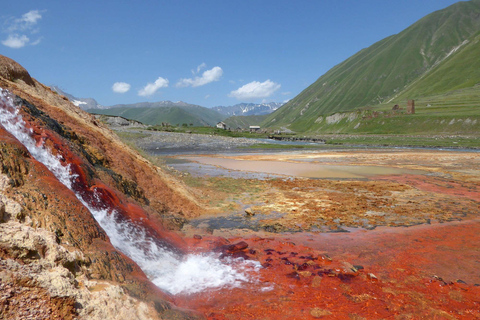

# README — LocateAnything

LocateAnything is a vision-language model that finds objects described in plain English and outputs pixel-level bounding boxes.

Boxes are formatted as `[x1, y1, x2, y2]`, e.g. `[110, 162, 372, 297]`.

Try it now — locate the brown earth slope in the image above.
[0, 55, 201, 319]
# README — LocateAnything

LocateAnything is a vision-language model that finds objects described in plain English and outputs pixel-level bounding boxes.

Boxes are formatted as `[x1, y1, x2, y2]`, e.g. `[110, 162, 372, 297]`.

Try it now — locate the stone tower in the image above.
[407, 99, 415, 114]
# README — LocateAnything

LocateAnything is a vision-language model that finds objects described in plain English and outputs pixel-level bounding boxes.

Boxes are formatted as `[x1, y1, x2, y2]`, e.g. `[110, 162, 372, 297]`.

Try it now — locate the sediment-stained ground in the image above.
[167, 149, 480, 319]
[111, 127, 480, 319]
[173, 150, 480, 233]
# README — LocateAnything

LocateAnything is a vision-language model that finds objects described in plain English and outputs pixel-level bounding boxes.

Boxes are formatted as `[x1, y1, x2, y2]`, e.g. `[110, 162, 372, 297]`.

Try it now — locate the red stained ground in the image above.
[173, 173, 480, 319]
[176, 220, 480, 319]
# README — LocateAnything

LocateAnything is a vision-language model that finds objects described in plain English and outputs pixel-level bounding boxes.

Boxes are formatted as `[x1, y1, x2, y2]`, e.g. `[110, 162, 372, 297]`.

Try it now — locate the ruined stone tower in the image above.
[407, 99, 415, 114]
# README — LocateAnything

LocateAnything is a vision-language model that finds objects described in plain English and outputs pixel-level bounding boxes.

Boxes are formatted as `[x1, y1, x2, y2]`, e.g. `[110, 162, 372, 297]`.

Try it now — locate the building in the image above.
[407, 99, 415, 114]
[216, 122, 227, 130]
[249, 125, 261, 132]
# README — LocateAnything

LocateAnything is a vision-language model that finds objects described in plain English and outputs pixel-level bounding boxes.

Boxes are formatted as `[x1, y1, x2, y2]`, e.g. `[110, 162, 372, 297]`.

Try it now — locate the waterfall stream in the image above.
[0, 89, 260, 295]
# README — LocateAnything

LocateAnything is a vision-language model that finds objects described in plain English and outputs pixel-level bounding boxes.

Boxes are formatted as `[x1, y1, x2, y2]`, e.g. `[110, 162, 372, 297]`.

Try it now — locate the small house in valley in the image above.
[216, 122, 227, 130]
[249, 125, 261, 132]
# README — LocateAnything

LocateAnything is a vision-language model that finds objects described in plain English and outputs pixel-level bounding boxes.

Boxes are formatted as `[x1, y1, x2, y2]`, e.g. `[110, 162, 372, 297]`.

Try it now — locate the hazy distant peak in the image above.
[212, 102, 284, 116]
[50, 86, 104, 110]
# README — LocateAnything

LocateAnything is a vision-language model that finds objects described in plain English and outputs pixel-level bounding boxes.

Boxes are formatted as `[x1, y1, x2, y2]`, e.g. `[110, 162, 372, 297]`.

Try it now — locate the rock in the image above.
[262, 223, 285, 233]
[342, 262, 359, 274]
[310, 308, 332, 318]
[0, 220, 176, 320]
[0, 202, 5, 222]
[298, 271, 312, 278]
[367, 273, 378, 281]
[0, 55, 35, 86]
[245, 207, 255, 216]
[311, 276, 322, 287]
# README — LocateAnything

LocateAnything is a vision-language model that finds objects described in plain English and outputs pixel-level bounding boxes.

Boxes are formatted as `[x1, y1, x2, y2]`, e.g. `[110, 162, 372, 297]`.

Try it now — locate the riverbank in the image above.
[113, 127, 480, 151]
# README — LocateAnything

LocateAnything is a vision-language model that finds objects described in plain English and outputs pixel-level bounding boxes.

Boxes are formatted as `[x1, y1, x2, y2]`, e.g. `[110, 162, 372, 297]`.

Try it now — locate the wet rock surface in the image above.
[177, 233, 480, 319]
[0, 56, 202, 319]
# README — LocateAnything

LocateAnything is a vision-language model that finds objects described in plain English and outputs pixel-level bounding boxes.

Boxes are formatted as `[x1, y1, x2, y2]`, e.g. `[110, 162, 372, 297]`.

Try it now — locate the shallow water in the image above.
[175, 155, 426, 179]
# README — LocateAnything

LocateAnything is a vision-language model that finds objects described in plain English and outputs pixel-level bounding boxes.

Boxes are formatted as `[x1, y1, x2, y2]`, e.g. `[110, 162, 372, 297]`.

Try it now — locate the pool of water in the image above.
[171, 155, 427, 179]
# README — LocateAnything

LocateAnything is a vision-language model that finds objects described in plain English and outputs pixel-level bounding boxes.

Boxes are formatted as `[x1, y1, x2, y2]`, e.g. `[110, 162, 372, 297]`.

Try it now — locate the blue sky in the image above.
[1, 0, 460, 108]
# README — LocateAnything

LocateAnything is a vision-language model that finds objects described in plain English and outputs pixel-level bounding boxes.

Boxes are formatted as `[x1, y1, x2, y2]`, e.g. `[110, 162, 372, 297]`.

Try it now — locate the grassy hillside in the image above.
[308, 85, 480, 135]
[392, 32, 480, 102]
[223, 114, 267, 129]
[89, 105, 225, 127]
[263, 0, 480, 133]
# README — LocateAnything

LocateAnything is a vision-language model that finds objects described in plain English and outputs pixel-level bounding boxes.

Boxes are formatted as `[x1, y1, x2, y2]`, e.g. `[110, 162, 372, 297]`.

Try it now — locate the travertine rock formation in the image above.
[0, 55, 201, 319]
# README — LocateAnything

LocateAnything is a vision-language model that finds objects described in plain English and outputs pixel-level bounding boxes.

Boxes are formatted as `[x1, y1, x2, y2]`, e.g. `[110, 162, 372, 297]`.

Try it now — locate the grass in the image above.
[323, 134, 480, 149]
[180, 175, 265, 209]
[148, 125, 272, 138]
[243, 143, 327, 150]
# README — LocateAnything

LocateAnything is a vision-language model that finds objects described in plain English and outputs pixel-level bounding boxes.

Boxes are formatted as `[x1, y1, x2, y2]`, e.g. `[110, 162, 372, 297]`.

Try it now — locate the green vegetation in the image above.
[262, 0, 480, 134]
[323, 134, 480, 149]
[242, 143, 327, 150]
[223, 114, 268, 129]
[90, 104, 225, 127]
[182, 176, 261, 194]
[307, 85, 480, 136]
[147, 125, 272, 138]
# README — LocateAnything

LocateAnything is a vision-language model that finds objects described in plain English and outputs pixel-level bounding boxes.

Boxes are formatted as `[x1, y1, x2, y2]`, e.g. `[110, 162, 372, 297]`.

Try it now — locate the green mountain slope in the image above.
[263, 0, 480, 132]
[89, 104, 225, 126]
[223, 114, 268, 129]
[393, 31, 480, 101]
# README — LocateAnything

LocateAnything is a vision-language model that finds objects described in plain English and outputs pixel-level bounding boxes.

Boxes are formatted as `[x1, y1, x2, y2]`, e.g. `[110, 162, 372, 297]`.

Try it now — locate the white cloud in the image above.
[30, 37, 42, 46]
[2, 10, 43, 49]
[138, 77, 169, 96]
[176, 66, 223, 87]
[229, 80, 281, 100]
[192, 62, 206, 75]
[21, 10, 42, 25]
[112, 82, 131, 93]
[2, 34, 30, 49]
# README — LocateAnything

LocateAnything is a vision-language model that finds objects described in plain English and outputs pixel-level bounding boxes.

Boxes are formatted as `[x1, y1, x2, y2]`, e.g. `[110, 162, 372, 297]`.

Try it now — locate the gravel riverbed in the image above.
[117, 129, 268, 154]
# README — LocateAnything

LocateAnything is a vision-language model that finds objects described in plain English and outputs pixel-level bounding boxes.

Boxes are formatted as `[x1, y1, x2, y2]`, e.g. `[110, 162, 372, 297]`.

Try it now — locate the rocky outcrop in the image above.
[0, 56, 202, 318]
[94, 114, 146, 128]
[0, 55, 201, 224]
[0, 55, 35, 86]
[0, 143, 198, 318]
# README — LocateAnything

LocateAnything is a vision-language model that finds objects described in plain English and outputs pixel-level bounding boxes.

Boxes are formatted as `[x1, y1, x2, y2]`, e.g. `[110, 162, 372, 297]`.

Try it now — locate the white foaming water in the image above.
[0, 89, 260, 295]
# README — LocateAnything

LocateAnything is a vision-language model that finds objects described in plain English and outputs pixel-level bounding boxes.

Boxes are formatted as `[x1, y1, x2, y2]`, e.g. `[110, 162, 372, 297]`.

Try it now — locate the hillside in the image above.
[223, 114, 268, 129]
[263, 0, 480, 133]
[90, 103, 226, 126]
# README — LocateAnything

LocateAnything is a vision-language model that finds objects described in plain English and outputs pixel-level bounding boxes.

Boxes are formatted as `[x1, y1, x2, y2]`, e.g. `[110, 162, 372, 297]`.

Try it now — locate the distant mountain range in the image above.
[263, 0, 480, 134]
[90, 103, 225, 127]
[51, 86, 104, 110]
[51, 86, 283, 127]
[212, 102, 284, 117]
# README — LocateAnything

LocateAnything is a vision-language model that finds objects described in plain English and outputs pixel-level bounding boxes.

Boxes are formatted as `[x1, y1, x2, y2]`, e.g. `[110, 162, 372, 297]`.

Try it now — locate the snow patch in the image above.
[72, 100, 87, 107]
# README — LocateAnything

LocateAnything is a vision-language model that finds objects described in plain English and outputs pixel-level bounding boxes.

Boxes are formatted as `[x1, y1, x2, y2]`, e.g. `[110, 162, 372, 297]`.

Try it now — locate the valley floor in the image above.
[117, 130, 480, 319]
